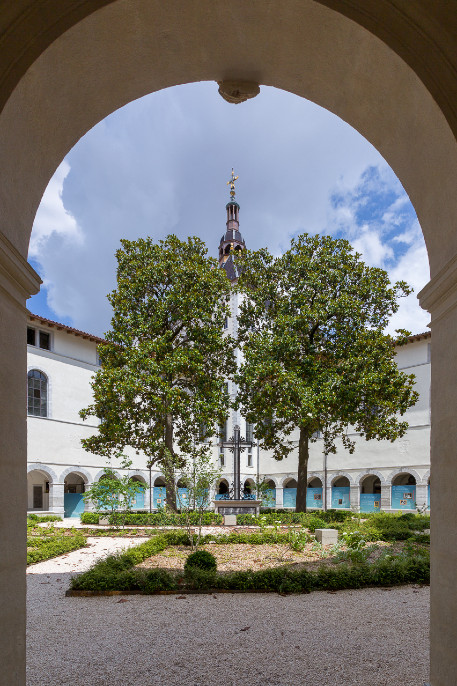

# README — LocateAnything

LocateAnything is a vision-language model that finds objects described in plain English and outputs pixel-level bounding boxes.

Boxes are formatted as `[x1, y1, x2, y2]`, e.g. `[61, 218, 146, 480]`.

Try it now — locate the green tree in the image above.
[80, 235, 235, 510]
[174, 450, 221, 551]
[234, 233, 419, 512]
[83, 462, 144, 526]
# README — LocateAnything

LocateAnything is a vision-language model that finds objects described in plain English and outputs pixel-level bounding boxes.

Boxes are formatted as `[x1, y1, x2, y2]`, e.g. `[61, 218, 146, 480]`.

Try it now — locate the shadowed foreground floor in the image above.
[27, 538, 429, 686]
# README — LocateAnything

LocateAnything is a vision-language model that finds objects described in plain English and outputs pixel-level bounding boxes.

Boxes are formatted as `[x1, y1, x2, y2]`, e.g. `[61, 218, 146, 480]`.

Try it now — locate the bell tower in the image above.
[219, 169, 246, 280]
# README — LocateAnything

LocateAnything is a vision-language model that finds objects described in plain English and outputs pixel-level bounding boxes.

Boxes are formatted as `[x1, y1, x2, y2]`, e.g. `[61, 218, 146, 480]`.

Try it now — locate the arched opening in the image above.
[391, 473, 416, 511]
[283, 478, 297, 509]
[261, 479, 276, 508]
[243, 478, 256, 500]
[360, 475, 382, 513]
[3, 3, 457, 683]
[307, 477, 323, 510]
[129, 475, 146, 510]
[64, 472, 86, 518]
[215, 479, 229, 500]
[153, 476, 166, 509]
[176, 479, 189, 509]
[27, 469, 51, 512]
[331, 476, 350, 509]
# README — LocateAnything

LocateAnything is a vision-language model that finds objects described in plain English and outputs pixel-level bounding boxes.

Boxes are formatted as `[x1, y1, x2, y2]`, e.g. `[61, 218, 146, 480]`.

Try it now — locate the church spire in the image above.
[219, 169, 246, 280]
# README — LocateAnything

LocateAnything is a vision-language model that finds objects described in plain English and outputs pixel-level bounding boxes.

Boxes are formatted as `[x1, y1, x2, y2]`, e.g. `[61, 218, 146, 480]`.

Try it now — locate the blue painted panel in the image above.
[283, 487, 297, 508]
[428, 483, 430, 510]
[64, 493, 85, 518]
[360, 493, 381, 513]
[391, 484, 416, 510]
[331, 486, 350, 509]
[130, 486, 145, 510]
[153, 486, 166, 509]
[215, 493, 228, 500]
[307, 487, 323, 509]
[177, 487, 189, 508]
[262, 488, 276, 507]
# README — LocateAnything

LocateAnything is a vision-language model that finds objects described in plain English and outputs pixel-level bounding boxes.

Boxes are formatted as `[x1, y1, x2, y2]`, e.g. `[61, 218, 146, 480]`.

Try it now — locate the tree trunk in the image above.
[296, 427, 309, 512]
[164, 413, 177, 511]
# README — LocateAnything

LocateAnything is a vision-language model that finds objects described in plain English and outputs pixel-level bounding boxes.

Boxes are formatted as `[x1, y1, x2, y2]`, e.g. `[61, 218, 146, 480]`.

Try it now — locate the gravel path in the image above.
[27, 537, 430, 686]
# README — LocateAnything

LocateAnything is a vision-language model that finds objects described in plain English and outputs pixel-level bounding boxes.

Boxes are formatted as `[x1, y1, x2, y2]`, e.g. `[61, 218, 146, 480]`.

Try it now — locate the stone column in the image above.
[380, 483, 391, 511]
[0, 234, 41, 686]
[350, 485, 359, 512]
[49, 482, 65, 516]
[420, 264, 457, 686]
[415, 483, 427, 511]
[84, 483, 93, 512]
[275, 486, 284, 509]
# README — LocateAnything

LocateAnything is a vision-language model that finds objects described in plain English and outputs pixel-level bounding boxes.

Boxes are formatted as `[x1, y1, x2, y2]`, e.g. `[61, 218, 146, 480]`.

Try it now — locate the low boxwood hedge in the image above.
[70, 529, 429, 594]
[80, 511, 223, 526]
[27, 529, 87, 565]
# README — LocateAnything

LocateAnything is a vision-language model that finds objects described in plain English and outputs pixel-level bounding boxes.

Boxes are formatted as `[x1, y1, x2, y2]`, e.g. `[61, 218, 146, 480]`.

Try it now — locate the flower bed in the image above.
[69, 529, 429, 594]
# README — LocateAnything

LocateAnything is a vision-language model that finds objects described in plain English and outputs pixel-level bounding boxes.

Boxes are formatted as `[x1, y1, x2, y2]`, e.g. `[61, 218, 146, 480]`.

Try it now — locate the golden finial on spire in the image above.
[227, 168, 239, 200]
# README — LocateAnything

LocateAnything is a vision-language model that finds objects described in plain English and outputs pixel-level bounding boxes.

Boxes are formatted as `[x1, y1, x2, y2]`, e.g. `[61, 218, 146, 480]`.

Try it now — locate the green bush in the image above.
[81, 511, 223, 526]
[27, 530, 86, 565]
[80, 512, 100, 524]
[27, 514, 62, 523]
[184, 549, 217, 572]
[69, 526, 430, 595]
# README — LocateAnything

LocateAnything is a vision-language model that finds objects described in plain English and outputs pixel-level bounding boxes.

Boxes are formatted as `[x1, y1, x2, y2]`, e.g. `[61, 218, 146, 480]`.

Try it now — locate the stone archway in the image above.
[2, 3, 457, 685]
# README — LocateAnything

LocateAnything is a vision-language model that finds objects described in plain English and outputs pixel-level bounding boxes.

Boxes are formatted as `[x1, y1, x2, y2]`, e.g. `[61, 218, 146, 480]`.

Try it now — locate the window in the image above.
[27, 370, 48, 417]
[245, 422, 254, 443]
[198, 423, 210, 443]
[247, 448, 252, 467]
[224, 317, 228, 329]
[218, 421, 227, 443]
[219, 450, 225, 467]
[39, 331, 50, 350]
[27, 326, 51, 350]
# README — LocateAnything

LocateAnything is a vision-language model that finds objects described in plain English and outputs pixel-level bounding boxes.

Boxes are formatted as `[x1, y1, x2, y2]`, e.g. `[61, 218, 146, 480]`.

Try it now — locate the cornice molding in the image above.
[419, 254, 457, 324]
[0, 231, 41, 306]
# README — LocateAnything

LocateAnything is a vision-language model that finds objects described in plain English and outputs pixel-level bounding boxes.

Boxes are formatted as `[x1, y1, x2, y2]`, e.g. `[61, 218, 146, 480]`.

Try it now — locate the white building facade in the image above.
[27, 197, 431, 517]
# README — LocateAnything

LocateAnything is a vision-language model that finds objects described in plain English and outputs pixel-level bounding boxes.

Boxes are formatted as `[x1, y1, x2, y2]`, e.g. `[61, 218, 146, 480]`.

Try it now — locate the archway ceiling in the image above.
[1, 1, 456, 138]
[1, 0, 457, 275]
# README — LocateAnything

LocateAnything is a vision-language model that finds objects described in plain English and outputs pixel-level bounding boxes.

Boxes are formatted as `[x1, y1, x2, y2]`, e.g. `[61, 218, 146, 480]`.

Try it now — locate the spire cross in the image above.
[227, 168, 239, 200]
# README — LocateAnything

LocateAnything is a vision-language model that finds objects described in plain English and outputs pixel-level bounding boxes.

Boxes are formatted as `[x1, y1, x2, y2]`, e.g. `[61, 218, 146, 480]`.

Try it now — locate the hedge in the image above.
[27, 529, 87, 565]
[70, 529, 429, 594]
[80, 511, 223, 526]
[27, 514, 63, 523]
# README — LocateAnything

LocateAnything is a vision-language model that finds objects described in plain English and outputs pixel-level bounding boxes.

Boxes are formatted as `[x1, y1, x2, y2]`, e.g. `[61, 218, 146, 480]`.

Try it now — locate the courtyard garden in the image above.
[42, 509, 431, 595]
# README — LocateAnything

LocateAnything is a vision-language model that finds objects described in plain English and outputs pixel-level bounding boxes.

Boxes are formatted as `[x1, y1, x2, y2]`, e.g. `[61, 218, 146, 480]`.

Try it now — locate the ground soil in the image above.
[137, 540, 403, 573]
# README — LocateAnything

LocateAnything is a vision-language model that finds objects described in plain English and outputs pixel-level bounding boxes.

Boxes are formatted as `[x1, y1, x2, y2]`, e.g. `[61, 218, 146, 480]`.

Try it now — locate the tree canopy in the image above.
[80, 235, 235, 510]
[234, 233, 419, 511]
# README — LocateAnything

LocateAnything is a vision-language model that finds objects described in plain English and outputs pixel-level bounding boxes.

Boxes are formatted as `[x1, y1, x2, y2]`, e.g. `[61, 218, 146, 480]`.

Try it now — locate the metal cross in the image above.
[220, 424, 252, 500]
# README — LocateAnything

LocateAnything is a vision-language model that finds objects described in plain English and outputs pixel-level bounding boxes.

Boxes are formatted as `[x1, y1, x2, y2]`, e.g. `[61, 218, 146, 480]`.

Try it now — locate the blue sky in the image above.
[28, 82, 429, 337]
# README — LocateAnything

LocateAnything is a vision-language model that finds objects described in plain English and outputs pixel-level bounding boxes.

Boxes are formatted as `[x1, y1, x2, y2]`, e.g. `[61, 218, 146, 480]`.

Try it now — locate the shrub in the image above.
[184, 549, 217, 572]
[27, 514, 62, 523]
[27, 530, 86, 565]
[81, 511, 223, 527]
[80, 513, 100, 524]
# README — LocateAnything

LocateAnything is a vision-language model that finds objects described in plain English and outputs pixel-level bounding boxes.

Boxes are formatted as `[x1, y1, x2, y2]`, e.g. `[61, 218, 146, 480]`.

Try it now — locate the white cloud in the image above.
[352, 225, 394, 267]
[29, 160, 83, 259]
[27, 83, 429, 336]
